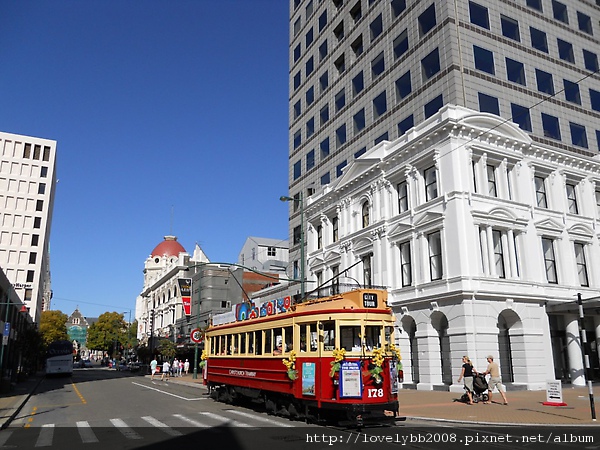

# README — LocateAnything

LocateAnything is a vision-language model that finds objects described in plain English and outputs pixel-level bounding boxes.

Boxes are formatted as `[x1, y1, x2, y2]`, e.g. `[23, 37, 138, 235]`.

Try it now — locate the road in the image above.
[1, 367, 596, 450]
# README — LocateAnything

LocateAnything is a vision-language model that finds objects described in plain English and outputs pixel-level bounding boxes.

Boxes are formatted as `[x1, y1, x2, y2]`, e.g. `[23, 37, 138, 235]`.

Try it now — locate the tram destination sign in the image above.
[362, 292, 378, 308]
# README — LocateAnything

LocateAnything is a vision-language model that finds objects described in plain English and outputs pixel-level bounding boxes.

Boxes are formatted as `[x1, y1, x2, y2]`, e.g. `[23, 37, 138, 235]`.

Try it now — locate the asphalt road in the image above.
[1, 368, 595, 450]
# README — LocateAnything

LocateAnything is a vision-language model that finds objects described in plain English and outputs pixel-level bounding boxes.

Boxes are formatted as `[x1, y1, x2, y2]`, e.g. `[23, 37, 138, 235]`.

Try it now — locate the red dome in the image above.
[151, 236, 186, 257]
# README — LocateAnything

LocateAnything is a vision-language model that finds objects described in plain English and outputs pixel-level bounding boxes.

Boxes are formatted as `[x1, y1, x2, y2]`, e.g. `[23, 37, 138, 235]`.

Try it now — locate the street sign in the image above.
[3, 322, 10, 337]
[190, 328, 203, 343]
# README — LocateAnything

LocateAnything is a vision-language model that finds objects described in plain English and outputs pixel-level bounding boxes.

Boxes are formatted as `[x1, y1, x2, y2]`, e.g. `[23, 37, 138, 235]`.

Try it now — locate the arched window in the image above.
[362, 201, 370, 228]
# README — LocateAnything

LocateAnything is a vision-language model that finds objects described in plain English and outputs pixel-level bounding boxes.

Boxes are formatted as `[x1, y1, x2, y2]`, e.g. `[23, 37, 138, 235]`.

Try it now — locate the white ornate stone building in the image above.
[304, 105, 600, 391]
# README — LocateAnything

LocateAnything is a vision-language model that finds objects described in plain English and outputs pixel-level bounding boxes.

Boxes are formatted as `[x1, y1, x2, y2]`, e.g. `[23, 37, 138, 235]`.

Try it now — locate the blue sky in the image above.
[0, 0, 291, 319]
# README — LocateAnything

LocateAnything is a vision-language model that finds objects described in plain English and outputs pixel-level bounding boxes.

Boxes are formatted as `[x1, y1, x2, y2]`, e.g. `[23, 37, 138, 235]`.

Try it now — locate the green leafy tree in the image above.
[39, 310, 68, 348]
[86, 312, 128, 357]
[157, 339, 176, 360]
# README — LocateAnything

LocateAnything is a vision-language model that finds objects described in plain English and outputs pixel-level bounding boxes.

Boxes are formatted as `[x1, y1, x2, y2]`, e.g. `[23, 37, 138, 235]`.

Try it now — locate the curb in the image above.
[1, 375, 44, 430]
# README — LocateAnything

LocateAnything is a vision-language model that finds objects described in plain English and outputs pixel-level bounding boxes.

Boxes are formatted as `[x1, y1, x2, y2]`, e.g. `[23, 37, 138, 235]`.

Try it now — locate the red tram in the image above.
[203, 289, 401, 426]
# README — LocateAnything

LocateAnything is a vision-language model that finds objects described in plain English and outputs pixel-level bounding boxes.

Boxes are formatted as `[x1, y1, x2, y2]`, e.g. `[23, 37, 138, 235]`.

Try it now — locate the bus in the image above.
[46, 340, 74, 376]
[204, 289, 400, 427]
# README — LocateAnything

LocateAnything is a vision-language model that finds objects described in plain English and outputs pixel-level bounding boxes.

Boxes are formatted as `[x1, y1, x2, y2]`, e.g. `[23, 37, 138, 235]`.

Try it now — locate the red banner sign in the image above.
[178, 278, 192, 316]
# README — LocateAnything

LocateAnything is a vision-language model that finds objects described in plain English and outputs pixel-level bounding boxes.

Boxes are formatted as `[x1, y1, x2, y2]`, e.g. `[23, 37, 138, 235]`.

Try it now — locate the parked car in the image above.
[77, 359, 93, 368]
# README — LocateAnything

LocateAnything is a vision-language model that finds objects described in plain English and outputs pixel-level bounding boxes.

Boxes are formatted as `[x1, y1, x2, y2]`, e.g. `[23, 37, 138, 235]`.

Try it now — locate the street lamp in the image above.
[280, 193, 305, 301]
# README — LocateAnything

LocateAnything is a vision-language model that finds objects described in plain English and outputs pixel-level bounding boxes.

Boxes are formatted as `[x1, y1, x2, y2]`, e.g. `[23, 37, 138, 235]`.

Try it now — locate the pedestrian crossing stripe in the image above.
[140, 416, 183, 436]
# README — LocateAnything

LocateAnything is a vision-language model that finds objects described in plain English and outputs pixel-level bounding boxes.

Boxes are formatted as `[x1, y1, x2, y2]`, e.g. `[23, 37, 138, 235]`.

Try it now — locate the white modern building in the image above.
[0, 131, 57, 324]
[237, 237, 289, 274]
[304, 104, 600, 390]
[287, 0, 600, 389]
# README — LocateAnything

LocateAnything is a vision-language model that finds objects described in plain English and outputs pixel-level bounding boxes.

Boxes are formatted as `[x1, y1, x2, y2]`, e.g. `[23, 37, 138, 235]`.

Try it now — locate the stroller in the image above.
[460, 374, 489, 403]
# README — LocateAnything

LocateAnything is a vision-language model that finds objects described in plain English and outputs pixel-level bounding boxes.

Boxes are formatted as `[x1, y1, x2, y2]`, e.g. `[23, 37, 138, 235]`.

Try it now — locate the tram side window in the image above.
[323, 321, 336, 351]
[210, 337, 216, 355]
[299, 325, 307, 351]
[364, 325, 381, 350]
[274, 329, 283, 354]
[340, 325, 361, 351]
[310, 324, 318, 351]
[255, 331, 263, 355]
[247, 332, 254, 354]
[284, 326, 293, 352]
[265, 329, 273, 354]
[232, 334, 239, 354]
[223, 335, 230, 355]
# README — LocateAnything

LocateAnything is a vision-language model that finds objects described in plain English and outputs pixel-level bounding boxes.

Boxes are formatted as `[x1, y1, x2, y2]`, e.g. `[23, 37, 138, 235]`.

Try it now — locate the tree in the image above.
[39, 311, 68, 348]
[86, 312, 128, 357]
[157, 339, 176, 360]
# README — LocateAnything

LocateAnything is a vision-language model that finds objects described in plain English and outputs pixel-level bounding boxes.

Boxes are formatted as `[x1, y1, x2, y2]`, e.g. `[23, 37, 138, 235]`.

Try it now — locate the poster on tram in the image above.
[340, 361, 362, 398]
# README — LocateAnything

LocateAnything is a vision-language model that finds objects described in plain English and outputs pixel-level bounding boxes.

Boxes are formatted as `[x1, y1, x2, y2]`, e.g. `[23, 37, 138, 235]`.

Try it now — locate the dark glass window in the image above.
[306, 27, 314, 47]
[530, 27, 548, 53]
[557, 39, 575, 63]
[318, 10, 327, 31]
[583, 50, 599, 72]
[511, 103, 532, 132]
[293, 44, 301, 63]
[563, 79, 581, 104]
[321, 172, 330, 186]
[319, 40, 328, 61]
[578, 12, 593, 35]
[526, 0, 543, 11]
[421, 47, 440, 80]
[334, 53, 345, 74]
[306, 150, 315, 170]
[473, 46, 495, 74]
[395, 71, 411, 100]
[306, 117, 315, 138]
[469, 2, 489, 29]
[418, 4, 436, 36]
[478, 93, 500, 115]
[501, 15, 520, 41]
[373, 91, 387, 119]
[542, 113, 561, 140]
[306, 86, 314, 105]
[293, 130, 301, 149]
[293, 71, 301, 90]
[352, 71, 364, 96]
[353, 108, 366, 133]
[351, 35, 363, 57]
[536, 69, 554, 95]
[393, 30, 408, 59]
[336, 124, 347, 148]
[335, 89, 345, 112]
[293, 160, 301, 180]
[350, 2, 362, 23]
[319, 71, 329, 92]
[551, 0, 568, 24]
[336, 160, 347, 177]
[374, 132, 388, 145]
[398, 115, 414, 135]
[370, 14, 383, 41]
[334, 21, 344, 42]
[305, 56, 314, 76]
[36, 200, 43, 211]
[506, 58, 526, 85]
[355, 147, 367, 158]
[320, 137, 330, 158]
[294, 100, 301, 119]
[570, 123, 588, 148]
[424, 94, 443, 119]
[320, 104, 329, 124]
[38, 183, 46, 195]
[372, 52, 385, 78]
[590, 89, 600, 112]
[391, 0, 406, 17]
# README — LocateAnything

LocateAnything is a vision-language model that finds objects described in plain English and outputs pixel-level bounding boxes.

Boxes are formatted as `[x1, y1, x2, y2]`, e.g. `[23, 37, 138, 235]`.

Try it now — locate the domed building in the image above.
[136, 235, 209, 345]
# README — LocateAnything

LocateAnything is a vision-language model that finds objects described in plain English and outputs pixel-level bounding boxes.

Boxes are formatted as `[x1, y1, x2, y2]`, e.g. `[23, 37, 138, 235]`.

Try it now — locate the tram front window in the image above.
[340, 326, 361, 351]
[364, 325, 381, 350]
[322, 321, 335, 351]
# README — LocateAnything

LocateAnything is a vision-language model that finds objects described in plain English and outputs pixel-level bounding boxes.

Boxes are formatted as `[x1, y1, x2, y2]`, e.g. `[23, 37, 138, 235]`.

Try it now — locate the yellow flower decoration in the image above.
[282, 350, 298, 380]
[372, 348, 384, 367]
[330, 348, 346, 377]
[199, 350, 208, 369]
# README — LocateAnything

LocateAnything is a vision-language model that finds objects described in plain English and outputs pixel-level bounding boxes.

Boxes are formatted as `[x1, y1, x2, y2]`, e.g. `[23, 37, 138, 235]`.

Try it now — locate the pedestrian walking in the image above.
[160, 360, 170, 381]
[184, 359, 190, 376]
[173, 358, 180, 377]
[481, 355, 508, 405]
[457, 355, 476, 405]
[150, 358, 158, 380]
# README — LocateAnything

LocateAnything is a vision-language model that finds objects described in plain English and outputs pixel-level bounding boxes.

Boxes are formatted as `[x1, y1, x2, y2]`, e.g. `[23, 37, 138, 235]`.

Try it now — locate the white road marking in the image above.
[0, 430, 13, 447]
[35, 424, 54, 447]
[76, 421, 99, 443]
[172, 414, 210, 427]
[109, 418, 142, 440]
[131, 381, 205, 401]
[226, 409, 294, 427]
[141, 416, 183, 436]
[198, 411, 255, 428]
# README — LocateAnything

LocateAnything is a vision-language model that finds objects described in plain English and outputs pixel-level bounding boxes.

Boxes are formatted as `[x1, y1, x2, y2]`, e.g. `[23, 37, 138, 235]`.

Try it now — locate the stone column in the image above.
[565, 314, 585, 386]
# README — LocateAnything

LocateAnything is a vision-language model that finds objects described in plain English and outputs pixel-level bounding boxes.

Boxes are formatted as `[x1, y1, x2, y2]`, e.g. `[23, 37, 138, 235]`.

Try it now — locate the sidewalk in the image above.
[163, 375, 600, 426]
[1, 372, 598, 428]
